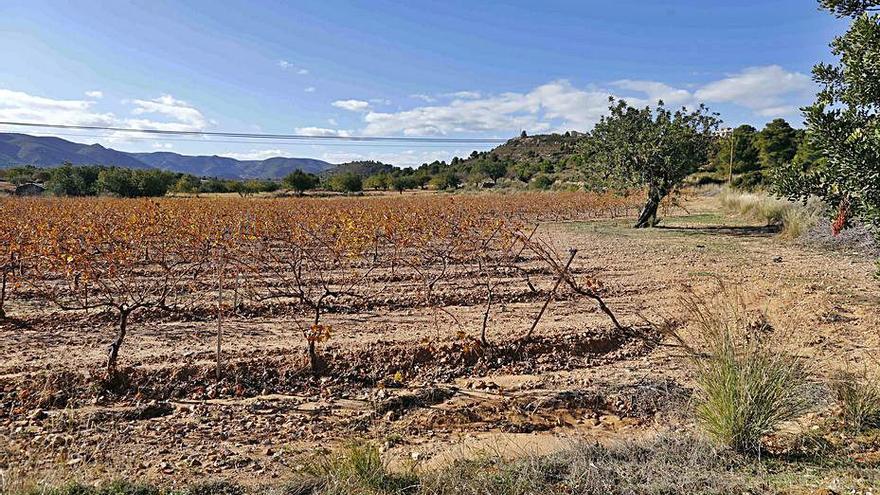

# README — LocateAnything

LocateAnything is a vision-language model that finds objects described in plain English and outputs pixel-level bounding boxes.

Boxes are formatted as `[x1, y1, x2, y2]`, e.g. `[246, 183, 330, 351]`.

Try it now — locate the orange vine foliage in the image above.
[0, 191, 640, 371]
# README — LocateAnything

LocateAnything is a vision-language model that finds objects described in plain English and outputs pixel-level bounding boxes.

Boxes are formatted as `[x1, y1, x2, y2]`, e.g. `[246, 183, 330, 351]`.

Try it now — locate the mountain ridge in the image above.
[0, 133, 334, 179]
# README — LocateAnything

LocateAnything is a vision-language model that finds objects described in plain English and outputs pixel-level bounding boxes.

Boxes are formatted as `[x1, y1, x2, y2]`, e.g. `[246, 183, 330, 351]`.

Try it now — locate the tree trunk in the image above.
[0, 270, 7, 320]
[107, 308, 130, 373]
[308, 340, 319, 374]
[634, 188, 664, 228]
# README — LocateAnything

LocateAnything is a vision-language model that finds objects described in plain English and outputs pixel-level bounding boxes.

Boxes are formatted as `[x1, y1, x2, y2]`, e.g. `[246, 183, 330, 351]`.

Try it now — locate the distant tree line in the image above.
[698, 118, 825, 191]
[0, 163, 281, 198]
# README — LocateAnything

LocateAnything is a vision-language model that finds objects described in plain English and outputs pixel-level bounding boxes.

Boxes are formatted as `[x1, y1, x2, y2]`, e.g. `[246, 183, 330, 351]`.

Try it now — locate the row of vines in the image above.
[0, 191, 645, 377]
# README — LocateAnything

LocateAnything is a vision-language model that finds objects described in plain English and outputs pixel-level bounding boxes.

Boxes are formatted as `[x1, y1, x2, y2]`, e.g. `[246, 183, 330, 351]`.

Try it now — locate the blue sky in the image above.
[0, 0, 846, 166]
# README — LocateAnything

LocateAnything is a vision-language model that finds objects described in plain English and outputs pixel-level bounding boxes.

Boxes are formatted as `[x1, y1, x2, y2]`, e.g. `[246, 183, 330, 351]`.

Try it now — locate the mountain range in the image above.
[0, 133, 334, 179]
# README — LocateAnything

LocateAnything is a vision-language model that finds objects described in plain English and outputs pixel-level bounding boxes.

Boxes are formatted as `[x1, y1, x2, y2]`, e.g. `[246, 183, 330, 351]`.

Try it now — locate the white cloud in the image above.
[694, 65, 812, 117]
[327, 118, 338, 126]
[410, 94, 436, 103]
[295, 126, 351, 137]
[304, 86, 316, 93]
[332, 99, 371, 112]
[369, 98, 391, 106]
[85, 90, 104, 99]
[444, 91, 482, 99]
[152, 142, 173, 149]
[351, 66, 814, 136]
[611, 80, 693, 107]
[362, 80, 608, 136]
[126, 94, 207, 131]
[0, 88, 116, 126]
[278, 60, 309, 75]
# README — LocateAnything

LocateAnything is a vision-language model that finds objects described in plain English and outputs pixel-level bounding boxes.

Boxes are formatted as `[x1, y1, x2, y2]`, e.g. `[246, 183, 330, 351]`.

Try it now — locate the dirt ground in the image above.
[1, 192, 878, 489]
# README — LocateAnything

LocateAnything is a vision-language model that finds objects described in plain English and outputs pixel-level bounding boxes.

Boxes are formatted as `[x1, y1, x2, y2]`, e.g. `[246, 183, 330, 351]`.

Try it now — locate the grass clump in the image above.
[719, 189, 822, 238]
[672, 284, 814, 454]
[298, 441, 417, 495]
[20, 481, 162, 495]
[418, 433, 761, 495]
[833, 370, 880, 432]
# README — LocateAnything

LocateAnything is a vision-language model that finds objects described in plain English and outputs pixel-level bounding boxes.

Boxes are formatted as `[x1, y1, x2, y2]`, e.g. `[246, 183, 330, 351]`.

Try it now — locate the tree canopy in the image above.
[774, 1, 880, 231]
[581, 98, 719, 228]
[283, 169, 319, 195]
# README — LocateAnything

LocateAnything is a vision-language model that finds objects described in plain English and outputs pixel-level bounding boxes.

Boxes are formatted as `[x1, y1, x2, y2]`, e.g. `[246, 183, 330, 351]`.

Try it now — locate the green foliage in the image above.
[169, 175, 201, 195]
[46, 163, 101, 196]
[730, 170, 766, 192]
[301, 441, 417, 495]
[390, 175, 415, 193]
[756, 119, 799, 170]
[712, 125, 761, 175]
[283, 169, 319, 194]
[428, 171, 460, 190]
[327, 172, 363, 193]
[581, 98, 719, 227]
[529, 173, 554, 190]
[0, 165, 51, 185]
[96, 167, 178, 198]
[24, 480, 161, 495]
[476, 159, 507, 183]
[775, 4, 880, 232]
[820, 0, 880, 17]
[363, 173, 390, 190]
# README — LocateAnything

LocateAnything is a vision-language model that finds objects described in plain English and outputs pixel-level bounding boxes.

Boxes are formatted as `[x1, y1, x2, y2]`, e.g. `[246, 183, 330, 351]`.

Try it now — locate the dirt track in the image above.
[2, 194, 878, 487]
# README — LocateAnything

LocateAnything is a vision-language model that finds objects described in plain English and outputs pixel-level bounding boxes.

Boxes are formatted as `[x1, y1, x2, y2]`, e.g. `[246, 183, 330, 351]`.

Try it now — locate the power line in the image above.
[0, 121, 509, 144]
[24, 130, 479, 149]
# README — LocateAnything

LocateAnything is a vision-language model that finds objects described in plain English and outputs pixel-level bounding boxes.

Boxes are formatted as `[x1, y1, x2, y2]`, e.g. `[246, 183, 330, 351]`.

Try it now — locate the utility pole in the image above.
[728, 132, 736, 186]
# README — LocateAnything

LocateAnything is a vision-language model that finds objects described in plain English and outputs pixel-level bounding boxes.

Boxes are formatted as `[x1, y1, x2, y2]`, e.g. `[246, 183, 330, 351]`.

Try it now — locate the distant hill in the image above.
[0, 133, 153, 170]
[0, 133, 334, 179]
[462, 132, 586, 166]
[321, 160, 396, 177]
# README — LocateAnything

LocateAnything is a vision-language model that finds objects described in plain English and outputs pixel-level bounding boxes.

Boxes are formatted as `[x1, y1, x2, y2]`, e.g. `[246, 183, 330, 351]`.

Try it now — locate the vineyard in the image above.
[0, 191, 647, 403]
[2, 190, 879, 488]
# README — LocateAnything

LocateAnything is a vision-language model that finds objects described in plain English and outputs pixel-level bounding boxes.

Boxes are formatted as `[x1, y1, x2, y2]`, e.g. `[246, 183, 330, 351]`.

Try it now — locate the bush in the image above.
[671, 285, 813, 454]
[529, 173, 554, 190]
[730, 170, 766, 191]
[833, 370, 880, 432]
[326, 173, 363, 194]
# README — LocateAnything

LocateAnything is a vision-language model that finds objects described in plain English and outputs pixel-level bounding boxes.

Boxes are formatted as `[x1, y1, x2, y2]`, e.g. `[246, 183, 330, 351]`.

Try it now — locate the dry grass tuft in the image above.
[832, 370, 880, 432]
[718, 189, 823, 239]
[669, 283, 814, 454]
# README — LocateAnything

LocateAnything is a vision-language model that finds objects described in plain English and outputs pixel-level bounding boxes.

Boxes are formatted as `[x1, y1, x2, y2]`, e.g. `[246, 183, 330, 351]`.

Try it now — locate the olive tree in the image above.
[581, 98, 719, 228]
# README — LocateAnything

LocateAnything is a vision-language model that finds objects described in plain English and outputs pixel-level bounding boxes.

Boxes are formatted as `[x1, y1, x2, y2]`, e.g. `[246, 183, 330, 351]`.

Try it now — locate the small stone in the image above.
[28, 409, 47, 421]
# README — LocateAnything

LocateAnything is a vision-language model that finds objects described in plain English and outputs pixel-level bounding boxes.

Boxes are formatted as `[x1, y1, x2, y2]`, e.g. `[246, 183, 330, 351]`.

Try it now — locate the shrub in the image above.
[832, 370, 880, 432]
[326, 173, 363, 194]
[529, 173, 554, 190]
[672, 285, 813, 454]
